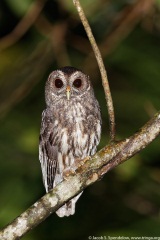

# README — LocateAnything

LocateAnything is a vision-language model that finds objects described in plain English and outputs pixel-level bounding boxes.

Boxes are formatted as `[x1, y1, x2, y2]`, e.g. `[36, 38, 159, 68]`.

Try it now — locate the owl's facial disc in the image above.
[69, 72, 90, 98]
[49, 71, 67, 98]
[46, 69, 91, 107]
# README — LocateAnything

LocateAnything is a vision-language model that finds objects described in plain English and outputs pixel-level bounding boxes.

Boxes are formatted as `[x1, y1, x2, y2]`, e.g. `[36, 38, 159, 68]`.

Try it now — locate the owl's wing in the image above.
[39, 109, 58, 192]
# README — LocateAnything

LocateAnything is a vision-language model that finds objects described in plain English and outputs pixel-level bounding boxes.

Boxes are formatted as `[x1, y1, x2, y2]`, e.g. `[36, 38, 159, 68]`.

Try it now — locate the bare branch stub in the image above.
[73, 0, 116, 141]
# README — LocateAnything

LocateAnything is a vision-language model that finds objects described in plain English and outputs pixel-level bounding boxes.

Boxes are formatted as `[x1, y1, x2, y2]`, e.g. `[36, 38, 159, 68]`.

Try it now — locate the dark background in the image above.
[0, 0, 160, 239]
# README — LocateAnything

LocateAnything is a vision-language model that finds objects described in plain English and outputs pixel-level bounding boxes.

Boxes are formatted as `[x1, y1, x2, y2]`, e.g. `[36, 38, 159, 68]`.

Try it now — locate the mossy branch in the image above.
[0, 112, 160, 240]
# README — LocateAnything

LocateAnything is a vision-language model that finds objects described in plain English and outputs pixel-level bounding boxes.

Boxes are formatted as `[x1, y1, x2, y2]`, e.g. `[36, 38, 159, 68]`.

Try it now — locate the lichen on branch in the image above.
[0, 112, 160, 240]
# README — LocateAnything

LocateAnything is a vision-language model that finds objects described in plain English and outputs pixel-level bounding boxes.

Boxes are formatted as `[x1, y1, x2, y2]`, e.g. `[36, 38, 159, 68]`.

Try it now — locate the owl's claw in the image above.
[63, 168, 76, 180]
[62, 157, 90, 180]
[74, 156, 90, 168]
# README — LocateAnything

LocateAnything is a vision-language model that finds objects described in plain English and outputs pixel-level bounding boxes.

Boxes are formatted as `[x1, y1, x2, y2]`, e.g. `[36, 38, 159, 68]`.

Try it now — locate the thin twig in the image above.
[0, 112, 160, 240]
[73, 0, 116, 141]
[0, 41, 54, 117]
[96, 0, 155, 57]
[72, 0, 155, 77]
[35, 16, 71, 66]
[0, 0, 47, 51]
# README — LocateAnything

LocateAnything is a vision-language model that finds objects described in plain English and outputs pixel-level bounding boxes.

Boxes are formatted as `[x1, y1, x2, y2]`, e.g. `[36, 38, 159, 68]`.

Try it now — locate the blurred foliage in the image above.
[0, 0, 160, 239]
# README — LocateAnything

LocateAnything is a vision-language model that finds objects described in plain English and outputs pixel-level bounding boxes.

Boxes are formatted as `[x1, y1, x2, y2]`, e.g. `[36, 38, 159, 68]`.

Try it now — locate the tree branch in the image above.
[0, 112, 160, 240]
[84, 0, 155, 72]
[0, 0, 47, 51]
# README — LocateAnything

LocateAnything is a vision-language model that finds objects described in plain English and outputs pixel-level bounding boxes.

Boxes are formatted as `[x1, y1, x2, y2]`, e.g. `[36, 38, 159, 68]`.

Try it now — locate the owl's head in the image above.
[45, 66, 93, 107]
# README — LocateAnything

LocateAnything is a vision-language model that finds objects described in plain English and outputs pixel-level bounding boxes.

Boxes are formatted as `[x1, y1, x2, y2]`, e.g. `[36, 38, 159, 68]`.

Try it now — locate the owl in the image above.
[39, 66, 101, 217]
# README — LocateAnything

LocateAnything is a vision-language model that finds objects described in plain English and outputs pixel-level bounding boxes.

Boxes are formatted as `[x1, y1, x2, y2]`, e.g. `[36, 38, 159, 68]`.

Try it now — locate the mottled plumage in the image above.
[39, 66, 101, 217]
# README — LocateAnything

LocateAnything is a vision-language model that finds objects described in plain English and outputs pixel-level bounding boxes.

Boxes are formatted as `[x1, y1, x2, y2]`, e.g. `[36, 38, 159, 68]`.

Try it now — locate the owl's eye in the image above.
[73, 79, 82, 88]
[55, 78, 64, 88]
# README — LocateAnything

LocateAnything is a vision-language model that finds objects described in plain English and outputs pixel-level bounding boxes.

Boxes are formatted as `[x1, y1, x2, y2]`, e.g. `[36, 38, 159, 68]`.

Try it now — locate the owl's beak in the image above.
[66, 86, 71, 100]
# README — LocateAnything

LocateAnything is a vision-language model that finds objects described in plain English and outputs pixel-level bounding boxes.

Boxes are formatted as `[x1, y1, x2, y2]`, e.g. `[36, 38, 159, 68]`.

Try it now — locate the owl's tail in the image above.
[56, 192, 83, 217]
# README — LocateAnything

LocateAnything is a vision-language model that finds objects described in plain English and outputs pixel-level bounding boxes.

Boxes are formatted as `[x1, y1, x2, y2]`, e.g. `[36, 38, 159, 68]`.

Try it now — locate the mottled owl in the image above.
[39, 66, 101, 217]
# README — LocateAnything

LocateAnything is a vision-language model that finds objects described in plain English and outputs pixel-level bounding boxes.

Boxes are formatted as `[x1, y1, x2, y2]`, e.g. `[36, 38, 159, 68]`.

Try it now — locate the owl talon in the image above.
[63, 168, 76, 180]
[74, 156, 91, 169]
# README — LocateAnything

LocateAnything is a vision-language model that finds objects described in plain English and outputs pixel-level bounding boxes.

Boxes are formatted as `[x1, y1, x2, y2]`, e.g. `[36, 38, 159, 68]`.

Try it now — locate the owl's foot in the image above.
[63, 167, 76, 179]
[62, 156, 90, 180]
[74, 156, 90, 168]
